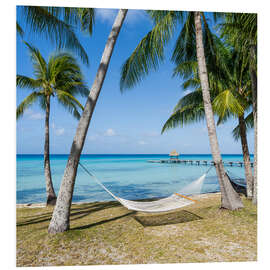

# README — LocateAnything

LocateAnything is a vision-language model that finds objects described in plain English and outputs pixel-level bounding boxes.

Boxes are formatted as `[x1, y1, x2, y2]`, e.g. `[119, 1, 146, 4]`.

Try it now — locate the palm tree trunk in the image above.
[44, 95, 57, 205]
[238, 115, 253, 198]
[250, 45, 257, 205]
[48, 9, 128, 234]
[194, 11, 243, 210]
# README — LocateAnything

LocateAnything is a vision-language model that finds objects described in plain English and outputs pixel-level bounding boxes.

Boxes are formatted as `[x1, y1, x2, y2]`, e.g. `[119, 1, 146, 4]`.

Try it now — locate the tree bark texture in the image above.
[48, 9, 128, 234]
[194, 11, 243, 210]
[250, 45, 257, 205]
[44, 95, 57, 205]
[238, 115, 253, 198]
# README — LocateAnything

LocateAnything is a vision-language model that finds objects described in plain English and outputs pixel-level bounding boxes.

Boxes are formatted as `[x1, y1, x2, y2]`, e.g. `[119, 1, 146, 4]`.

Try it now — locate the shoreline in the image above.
[16, 192, 221, 208]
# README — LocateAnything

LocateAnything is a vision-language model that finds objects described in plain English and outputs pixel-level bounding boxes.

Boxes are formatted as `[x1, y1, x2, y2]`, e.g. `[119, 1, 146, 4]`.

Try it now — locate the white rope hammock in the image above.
[79, 162, 211, 213]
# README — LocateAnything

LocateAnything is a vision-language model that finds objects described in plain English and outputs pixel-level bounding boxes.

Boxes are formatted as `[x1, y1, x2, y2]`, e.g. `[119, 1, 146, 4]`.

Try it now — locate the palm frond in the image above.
[120, 11, 182, 91]
[173, 90, 203, 112]
[171, 12, 196, 66]
[38, 95, 47, 111]
[212, 12, 226, 23]
[172, 60, 198, 80]
[77, 8, 95, 35]
[162, 104, 205, 133]
[232, 111, 254, 140]
[212, 90, 244, 119]
[48, 52, 82, 81]
[16, 92, 40, 119]
[21, 6, 89, 65]
[146, 10, 185, 25]
[73, 84, 89, 97]
[47, 52, 89, 97]
[56, 93, 82, 119]
[16, 22, 24, 37]
[60, 7, 95, 35]
[182, 78, 200, 90]
[16, 75, 42, 90]
[172, 12, 230, 84]
[220, 13, 257, 46]
[23, 42, 47, 80]
[162, 90, 205, 133]
[56, 89, 84, 111]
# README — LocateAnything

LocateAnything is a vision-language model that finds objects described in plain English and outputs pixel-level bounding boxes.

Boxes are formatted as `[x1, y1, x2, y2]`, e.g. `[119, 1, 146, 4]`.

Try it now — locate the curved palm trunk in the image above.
[48, 9, 128, 234]
[194, 11, 243, 210]
[44, 95, 57, 205]
[238, 115, 253, 198]
[250, 45, 257, 205]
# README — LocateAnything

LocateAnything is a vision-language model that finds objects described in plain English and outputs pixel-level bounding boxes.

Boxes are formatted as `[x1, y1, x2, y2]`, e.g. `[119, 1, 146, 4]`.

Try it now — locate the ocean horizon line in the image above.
[17, 153, 252, 155]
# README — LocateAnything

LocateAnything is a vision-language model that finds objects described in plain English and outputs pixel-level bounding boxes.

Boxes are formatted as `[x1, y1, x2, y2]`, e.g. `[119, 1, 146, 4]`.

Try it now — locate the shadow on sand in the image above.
[16, 201, 121, 227]
[17, 200, 203, 230]
[71, 211, 136, 230]
[133, 210, 203, 227]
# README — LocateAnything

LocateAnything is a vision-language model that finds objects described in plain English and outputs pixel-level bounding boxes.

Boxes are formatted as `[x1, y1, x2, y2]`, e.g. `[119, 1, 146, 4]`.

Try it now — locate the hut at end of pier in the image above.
[169, 150, 179, 160]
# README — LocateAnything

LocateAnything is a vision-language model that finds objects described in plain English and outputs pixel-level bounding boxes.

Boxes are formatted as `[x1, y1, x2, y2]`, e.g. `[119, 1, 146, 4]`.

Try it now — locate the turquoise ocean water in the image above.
[16, 154, 253, 204]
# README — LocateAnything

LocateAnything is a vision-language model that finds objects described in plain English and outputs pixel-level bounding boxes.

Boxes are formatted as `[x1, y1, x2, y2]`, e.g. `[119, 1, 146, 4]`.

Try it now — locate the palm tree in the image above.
[213, 47, 254, 198]
[120, 10, 243, 209]
[17, 6, 95, 65]
[220, 13, 257, 204]
[193, 11, 243, 209]
[17, 42, 89, 205]
[163, 45, 254, 198]
[48, 9, 128, 234]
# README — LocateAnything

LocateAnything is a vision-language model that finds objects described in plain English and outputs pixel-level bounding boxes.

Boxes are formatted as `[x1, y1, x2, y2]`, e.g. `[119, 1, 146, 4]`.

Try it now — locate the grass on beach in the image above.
[16, 193, 257, 266]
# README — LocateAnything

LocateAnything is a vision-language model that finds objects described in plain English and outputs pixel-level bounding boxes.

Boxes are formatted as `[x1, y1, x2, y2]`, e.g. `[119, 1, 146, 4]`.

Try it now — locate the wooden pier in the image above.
[147, 159, 253, 167]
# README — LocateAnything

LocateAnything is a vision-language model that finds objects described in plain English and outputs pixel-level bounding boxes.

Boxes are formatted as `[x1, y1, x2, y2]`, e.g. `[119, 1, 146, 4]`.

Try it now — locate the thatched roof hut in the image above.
[169, 150, 179, 159]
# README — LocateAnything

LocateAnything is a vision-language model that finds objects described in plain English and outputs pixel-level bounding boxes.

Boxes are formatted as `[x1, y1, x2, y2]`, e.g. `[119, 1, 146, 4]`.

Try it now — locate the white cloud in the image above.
[138, 140, 147, 145]
[24, 108, 33, 115]
[143, 131, 160, 137]
[96, 8, 117, 24]
[24, 109, 44, 120]
[125, 10, 149, 25]
[104, 128, 116, 137]
[96, 9, 149, 25]
[29, 112, 44, 120]
[183, 143, 191, 147]
[88, 135, 98, 141]
[55, 128, 65, 136]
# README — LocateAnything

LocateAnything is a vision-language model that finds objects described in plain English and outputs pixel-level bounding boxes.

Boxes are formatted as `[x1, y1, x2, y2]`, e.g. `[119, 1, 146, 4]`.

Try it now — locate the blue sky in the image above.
[16, 7, 254, 155]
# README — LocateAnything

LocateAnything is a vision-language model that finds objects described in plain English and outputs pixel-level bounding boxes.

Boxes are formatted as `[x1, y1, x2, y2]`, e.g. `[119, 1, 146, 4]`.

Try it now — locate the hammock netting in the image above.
[117, 194, 195, 213]
[79, 162, 207, 213]
[115, 174, 206, 212]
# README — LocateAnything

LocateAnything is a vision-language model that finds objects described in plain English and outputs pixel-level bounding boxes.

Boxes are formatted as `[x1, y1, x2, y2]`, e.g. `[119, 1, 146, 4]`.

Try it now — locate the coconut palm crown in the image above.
[17, 42, 88, 119]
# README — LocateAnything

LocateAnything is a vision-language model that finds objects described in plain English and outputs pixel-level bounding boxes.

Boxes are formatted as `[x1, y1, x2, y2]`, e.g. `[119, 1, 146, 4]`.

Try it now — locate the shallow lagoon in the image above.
[16, 154, 252, 204]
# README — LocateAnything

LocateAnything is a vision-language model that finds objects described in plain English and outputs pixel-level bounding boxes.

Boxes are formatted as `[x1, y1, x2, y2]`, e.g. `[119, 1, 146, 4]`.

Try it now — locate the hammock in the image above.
[226, 170, 247, 196]
[79, 162, 211, 213]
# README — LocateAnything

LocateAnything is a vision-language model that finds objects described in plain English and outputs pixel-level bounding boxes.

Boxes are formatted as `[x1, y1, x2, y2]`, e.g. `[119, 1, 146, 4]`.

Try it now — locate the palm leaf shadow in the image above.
[17, 201, 121, 227]
[133, 210, 202, 227]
